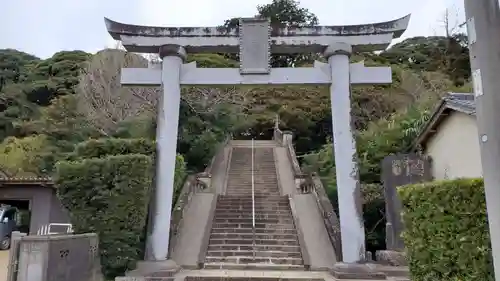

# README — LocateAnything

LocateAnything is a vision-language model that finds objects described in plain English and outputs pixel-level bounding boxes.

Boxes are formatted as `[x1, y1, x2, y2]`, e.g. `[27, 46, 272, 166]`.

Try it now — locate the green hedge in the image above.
[55, 154, 153, 279]
[399, 178, 493, 281]
[55, 137, 188, 279]
[69, 138, 155, 159]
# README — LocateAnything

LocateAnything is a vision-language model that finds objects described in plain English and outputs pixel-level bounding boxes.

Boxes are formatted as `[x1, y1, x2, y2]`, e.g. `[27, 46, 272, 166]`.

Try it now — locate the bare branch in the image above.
[76, 49, 159, 134]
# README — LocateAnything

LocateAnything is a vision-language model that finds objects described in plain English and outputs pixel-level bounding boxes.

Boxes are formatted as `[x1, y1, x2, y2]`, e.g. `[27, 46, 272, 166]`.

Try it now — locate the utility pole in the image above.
[464, 0, 500, 279]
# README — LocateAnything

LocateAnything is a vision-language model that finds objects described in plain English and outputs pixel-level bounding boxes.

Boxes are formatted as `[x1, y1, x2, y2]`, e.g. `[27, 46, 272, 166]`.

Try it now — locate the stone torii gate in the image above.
[104, 15, 410, 264]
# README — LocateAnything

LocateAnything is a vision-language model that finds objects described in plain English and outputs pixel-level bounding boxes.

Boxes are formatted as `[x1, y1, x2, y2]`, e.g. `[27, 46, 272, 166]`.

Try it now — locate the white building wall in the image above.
[425, 111, 483, 180]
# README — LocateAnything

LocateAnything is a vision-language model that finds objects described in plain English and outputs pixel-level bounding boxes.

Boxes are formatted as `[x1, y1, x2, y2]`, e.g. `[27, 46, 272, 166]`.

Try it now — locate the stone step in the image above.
[213, 218, 294, 224]
[185, 277, 322, 281]
[217, 199, 290, 208]
[229, 162, 275, 164]
[207, 244, 301, 252]
[228, 178, 276, 180]
[214, 209, 291, 213]
[203, 262, 304, 271]
[226, 187, 278, 190]
[217, 197, 287, 201]
[208, 238, 299, 246]
[216, 201, 289, 205]
[205, 256, 303, 265]
[229, 170, 275, 172]
[226, 181, 277, 183]
[228, 168, 276, 170]
[210, 233, 298, 240]
[218, 195, 286, 199]
[224, 189, 280, 192]
[214, 210, 291, 214]
[227, 171, 276, 173]
[230, 158, 274, 160]
[226, 188, 279, 189]
[224, 191, 281, 194]
[206, 250, 302, 258]
[218, 199, 283, 202]
[239, 164, 275, 166]
[231, 160, 274, 162]
[211, 223, 294, 229]
[214, 213, 292, 219]
[215, 205, 290, 210]
[227, 178, 277, 180]
[214, 211, 292, 215]
[216, 199, 287, 203]
[226, 185, 278, 188]
[229, 167, 275, 169]
[210, 227, 297, 234]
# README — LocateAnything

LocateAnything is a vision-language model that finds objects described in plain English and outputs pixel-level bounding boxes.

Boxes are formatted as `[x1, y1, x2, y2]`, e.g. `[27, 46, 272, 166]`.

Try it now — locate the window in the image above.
[2, 209, 16, 222]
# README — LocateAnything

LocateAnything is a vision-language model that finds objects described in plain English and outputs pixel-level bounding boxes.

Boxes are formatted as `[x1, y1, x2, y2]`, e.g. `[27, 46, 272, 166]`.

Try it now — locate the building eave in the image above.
[0, 172, 54, 187]
[411, 93, 476, 151]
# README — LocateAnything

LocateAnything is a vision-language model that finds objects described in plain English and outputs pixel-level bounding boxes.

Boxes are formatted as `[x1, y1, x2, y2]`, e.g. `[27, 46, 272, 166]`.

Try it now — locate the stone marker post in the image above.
[381, 153, 432, 251]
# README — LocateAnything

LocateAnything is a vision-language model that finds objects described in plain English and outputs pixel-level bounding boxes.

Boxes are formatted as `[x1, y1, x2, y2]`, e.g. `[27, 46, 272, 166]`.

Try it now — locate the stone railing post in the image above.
[195, 172, 212, 192]
[282, 130, 293, 146]
[7, 231, 26, 281]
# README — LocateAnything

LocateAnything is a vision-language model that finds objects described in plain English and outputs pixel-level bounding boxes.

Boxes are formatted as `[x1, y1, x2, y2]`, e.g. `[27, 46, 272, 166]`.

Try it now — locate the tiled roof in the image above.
[0, 177, 53, 183]
[412, 92, 475, 149]
[443, 93, 476, 115]
[0, 169, 53, 185]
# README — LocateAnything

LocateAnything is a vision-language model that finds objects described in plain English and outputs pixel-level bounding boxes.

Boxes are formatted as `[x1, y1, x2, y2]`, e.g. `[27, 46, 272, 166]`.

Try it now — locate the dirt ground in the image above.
[0, 250, 8, 281]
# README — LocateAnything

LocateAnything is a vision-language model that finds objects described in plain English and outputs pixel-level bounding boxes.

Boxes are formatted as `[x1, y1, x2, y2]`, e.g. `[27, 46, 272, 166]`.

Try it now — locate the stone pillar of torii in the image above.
[104, 15, 410, 264]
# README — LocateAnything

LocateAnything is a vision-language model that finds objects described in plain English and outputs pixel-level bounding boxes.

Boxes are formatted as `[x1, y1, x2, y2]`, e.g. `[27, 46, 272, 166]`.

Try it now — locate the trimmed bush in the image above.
[69, 138, 154, 159]
[55, 154, 153, 279]
[55, 137, 188, 279]
[399, 178, 493, 281]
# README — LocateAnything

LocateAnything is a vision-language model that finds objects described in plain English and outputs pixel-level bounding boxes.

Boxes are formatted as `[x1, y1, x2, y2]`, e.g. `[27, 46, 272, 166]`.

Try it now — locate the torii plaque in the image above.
[105, 15, 410, 263]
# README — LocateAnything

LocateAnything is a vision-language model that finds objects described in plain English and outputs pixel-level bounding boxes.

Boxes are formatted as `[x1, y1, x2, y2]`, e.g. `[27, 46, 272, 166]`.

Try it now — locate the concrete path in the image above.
[173, 269, 406, 281]
[174, 269, 335, 281]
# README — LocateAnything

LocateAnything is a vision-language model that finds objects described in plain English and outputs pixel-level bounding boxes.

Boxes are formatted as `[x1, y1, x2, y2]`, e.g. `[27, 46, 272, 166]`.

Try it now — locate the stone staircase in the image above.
[204, 145, 304, 269]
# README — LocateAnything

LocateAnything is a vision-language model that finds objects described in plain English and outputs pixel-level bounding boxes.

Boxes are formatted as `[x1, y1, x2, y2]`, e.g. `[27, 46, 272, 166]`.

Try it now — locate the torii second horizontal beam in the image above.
[121, 61, 392, 86]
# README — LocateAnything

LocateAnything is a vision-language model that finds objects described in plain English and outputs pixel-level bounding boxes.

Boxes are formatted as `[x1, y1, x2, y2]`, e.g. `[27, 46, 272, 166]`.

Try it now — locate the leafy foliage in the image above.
[55, 137, 187, 279]
[382, 35, 470, 86]
[0, 49, 40, 84]
[223, 0, 318, 67]
[24, 51, 90, 105]
[302, 97, 437, 252]
[55, 154, 153, 279]
[0, 135, 55, 176]
[399, 179, 493, 281]
[69, 138, 155, 160]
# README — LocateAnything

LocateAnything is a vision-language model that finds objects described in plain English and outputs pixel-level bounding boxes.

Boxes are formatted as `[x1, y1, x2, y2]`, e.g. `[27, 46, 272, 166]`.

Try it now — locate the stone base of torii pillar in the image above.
[124, 260, 180, 278]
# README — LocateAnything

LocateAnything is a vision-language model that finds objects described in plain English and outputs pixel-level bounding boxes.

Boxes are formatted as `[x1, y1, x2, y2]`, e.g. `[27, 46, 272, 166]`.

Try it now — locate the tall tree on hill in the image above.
[223, 0, 319, 67]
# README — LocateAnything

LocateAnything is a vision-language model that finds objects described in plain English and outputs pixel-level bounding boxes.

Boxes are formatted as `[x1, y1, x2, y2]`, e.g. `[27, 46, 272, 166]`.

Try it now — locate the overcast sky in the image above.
[1, 0, 464, 59]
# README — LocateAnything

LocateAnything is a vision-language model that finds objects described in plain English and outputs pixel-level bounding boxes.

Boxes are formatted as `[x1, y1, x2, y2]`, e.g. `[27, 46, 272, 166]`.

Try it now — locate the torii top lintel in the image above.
[104, 15, 410, 54]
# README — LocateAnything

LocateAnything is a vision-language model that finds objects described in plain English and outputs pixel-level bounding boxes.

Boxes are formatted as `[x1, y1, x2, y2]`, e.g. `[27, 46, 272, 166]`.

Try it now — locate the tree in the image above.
[23, 51, 90, 105]
[0, 49, 40, 84]
[22, 95, 102, 151]
[223, 0, 318, 67]
[0, 135, 55, 176]
[76, 49, 158, 135]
